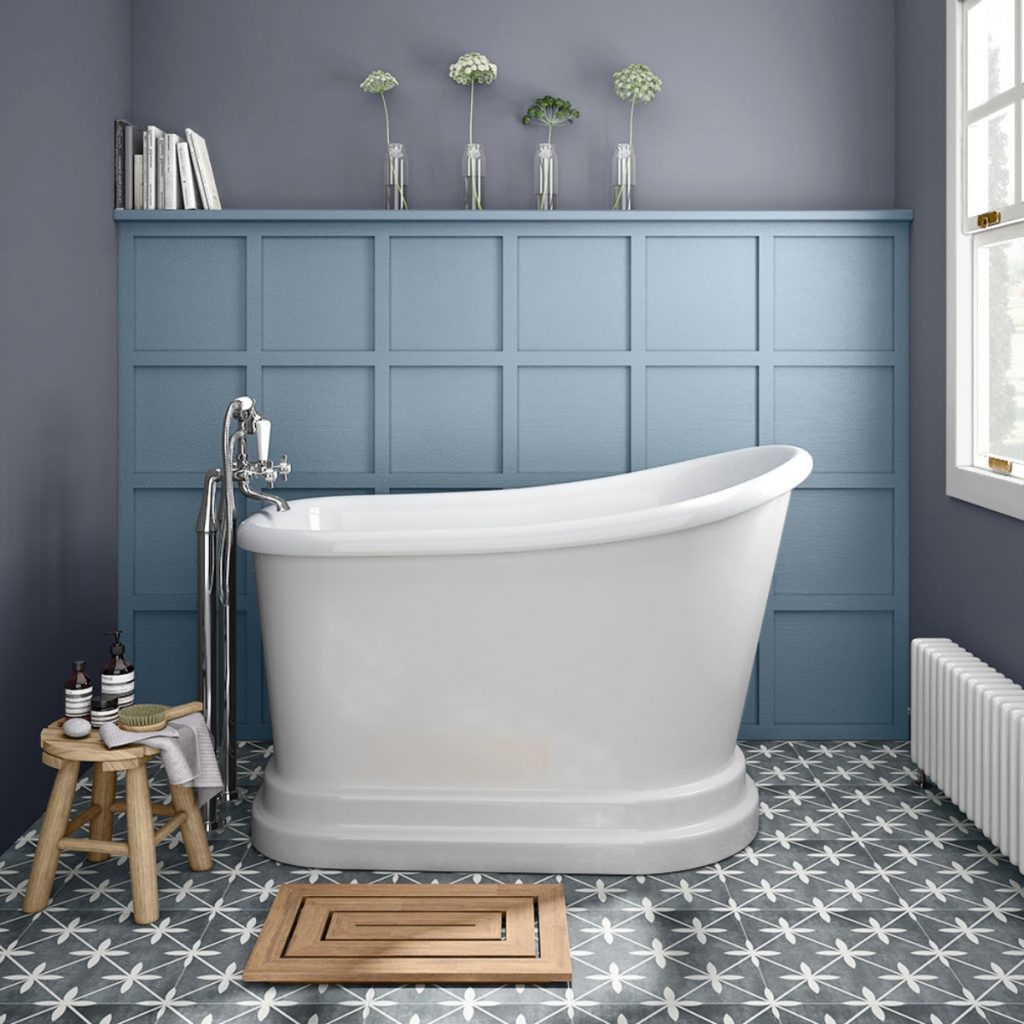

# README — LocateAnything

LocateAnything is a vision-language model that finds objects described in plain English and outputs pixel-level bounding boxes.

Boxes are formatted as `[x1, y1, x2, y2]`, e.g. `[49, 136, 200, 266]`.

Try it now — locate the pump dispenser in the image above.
[101, 629, 135, 711]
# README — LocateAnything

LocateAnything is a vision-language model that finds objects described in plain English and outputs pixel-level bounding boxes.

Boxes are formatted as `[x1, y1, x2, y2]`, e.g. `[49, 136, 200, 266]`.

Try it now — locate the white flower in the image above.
[449, 52, 497, 86]
[360, 70, 398, 94]
[613, 63, 662, 104]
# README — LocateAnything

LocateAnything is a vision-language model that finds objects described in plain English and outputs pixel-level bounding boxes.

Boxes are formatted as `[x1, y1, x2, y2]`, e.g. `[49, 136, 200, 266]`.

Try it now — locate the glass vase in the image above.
[612, 143, 635, 211]
[386, 142, 409, 210]
[534, 141, 558, 210]
[463, 142, 485, 210]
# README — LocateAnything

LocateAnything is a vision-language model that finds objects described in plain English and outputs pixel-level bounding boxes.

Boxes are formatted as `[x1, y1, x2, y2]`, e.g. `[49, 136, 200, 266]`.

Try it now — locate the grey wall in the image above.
[896, 0, 1024, 685]
[0, 1, 131, 850]
[131, 0, 897, 211]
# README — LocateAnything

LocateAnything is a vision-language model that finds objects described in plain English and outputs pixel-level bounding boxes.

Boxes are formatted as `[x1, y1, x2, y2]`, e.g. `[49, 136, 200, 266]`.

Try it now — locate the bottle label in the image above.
[102, 671, 135, 707]
[65, 685, 93, 716]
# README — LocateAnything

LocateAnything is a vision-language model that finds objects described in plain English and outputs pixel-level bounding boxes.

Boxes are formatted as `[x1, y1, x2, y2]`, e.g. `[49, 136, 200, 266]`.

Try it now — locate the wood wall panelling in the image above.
[118, 213, 910, 740]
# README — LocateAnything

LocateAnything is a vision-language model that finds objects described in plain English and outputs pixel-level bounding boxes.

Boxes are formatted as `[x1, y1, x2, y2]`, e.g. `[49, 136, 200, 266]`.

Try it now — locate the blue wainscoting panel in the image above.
[518, 237, 629, 350]
[391, 367, 503, 473]
[134, 237, 246, 351]
[774, 366, 895, 473]
[646, 237, 758, 350]
[390, 236, 502, 350]
[132, 610, 201, 707]
[773, 611, 895, 729]
[262, 237, 373, 350]
[134, 490, 210, 596]
[262, 367, 374, 472]
[518, 367, 630, 473]
[117, 211, 910, 740]
[775, 489, 894, 596]
[646, 367, 758, 465]
[774, 236, 895, 350]
[134, 366, 246, 472]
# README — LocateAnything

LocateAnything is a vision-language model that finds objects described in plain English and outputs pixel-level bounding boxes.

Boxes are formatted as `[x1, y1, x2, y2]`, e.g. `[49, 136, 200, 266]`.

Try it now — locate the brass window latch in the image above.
[988, 455, 1013, 474]
[977, 210, 1002, 228]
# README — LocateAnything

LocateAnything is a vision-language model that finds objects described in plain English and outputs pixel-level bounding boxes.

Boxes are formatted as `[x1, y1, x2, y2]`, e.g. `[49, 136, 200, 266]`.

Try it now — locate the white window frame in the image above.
[947, 0, 1024, 520]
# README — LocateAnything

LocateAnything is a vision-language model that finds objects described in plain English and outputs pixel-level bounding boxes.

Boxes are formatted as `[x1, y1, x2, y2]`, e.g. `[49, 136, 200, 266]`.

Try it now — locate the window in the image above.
[948, 0, 1024, 518]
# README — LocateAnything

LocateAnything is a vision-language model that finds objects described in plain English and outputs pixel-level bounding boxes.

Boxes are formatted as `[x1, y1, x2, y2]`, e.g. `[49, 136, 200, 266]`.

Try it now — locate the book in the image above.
[133, 155, 144, 209]
[114, 120, 127, 208]
[116, 121, 144, 209]
[185, 129, 221, 210]
[142, 125, 163, 210]
[155, 133, 166, 208]
[160, 132, 182, 209]
[177, 141, 197, 210]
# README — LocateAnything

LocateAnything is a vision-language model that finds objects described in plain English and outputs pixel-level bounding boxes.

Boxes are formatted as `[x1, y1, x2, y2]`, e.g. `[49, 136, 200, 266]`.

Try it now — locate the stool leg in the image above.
[170, 785, 213, 872]
[87, 766, 116, 863]
[125, 765, 159, 925]
[23, 761, 78, 914]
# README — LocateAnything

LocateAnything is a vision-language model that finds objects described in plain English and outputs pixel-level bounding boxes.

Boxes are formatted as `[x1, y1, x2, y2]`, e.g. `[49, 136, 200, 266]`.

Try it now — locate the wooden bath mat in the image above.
[243, 883, 572, 984]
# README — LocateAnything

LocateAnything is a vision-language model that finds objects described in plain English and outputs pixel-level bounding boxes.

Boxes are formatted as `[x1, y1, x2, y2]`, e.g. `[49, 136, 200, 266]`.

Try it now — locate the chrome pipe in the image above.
[196, 469, 223, 831]
[219, 513, 243, 803]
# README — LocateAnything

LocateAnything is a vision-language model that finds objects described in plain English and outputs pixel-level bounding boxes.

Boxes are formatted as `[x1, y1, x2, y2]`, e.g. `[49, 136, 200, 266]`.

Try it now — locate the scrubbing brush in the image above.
[119, 700, 204, 732]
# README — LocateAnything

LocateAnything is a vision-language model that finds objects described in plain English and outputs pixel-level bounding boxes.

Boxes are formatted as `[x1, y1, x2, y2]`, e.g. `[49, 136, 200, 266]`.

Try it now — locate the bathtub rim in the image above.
[238, 444, 811, 558]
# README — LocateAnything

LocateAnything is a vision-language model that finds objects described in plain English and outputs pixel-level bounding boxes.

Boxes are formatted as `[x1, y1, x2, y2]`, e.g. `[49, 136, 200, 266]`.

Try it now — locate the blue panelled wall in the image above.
[116, 210, 910, 740]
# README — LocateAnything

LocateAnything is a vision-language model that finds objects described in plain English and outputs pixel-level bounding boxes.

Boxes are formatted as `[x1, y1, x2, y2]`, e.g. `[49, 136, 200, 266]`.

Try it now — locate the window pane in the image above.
[976, 234, 1024, 463]
[967, 0, 1015, 108]
[967, 105, 1015, 214]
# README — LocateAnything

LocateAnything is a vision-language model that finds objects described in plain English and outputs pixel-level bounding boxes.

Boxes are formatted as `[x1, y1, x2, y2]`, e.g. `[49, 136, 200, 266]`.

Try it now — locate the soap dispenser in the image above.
[101, 629, 135, 710]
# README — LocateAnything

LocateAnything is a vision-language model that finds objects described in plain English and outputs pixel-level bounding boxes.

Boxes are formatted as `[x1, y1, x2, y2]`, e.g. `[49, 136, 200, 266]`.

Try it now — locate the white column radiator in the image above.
[911, 638, 1024, 868]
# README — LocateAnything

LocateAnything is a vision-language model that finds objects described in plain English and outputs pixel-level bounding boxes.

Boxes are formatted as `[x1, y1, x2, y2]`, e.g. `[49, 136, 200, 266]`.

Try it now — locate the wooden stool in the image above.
[23, 720, 213, 924]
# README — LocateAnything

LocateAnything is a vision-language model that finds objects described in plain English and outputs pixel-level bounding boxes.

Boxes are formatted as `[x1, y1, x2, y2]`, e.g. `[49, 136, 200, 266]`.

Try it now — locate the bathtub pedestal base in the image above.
[250, 748, 760, 874]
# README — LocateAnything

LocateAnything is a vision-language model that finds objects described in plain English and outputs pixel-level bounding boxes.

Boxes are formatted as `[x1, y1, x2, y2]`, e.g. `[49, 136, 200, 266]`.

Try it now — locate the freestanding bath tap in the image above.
[196, 396, 290, 829]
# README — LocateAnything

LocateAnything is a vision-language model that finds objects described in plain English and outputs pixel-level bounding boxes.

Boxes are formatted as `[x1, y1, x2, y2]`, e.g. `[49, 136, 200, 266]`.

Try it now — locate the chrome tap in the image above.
[231, 401, 291, 512]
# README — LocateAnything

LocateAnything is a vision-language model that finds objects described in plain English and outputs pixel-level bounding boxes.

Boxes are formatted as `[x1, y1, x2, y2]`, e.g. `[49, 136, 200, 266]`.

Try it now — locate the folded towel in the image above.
[100, 712, 223, 807]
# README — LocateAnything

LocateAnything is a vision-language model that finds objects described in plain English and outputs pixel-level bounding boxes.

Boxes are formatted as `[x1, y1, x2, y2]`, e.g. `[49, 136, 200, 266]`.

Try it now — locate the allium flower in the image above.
[449, 52, 497, 209]
[611, 62, 662, 209]
[360, 69, 407, 208]
[360, 70, 398, 95]
[449, 52, 498, 86]
[613, 63, 662, 104]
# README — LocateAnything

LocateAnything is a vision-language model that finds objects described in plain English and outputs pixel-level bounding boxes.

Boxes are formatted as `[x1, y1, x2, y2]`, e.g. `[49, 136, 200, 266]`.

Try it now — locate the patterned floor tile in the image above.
[1, 742, 1023, 1024]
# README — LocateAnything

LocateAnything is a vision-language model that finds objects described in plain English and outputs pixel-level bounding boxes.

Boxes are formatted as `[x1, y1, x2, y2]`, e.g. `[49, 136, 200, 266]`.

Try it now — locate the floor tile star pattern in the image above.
[1, 741, 1023, 1024]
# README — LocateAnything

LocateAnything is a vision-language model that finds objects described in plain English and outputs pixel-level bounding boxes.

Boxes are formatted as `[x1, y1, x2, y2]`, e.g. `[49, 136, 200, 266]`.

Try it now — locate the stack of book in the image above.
[114, 120, 222, 210]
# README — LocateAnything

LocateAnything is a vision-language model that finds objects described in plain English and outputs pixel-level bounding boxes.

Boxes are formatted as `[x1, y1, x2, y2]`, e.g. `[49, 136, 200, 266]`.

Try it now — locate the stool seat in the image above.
[39, 719, 158, 766]
[24, 718, 213, 925]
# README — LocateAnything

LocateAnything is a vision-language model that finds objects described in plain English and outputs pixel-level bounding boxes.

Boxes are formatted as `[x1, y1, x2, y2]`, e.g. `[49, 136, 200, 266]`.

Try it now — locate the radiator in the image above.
[911, 638, 1024, 868]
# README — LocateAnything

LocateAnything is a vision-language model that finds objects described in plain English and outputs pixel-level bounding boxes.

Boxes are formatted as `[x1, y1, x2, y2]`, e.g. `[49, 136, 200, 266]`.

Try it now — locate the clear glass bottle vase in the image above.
[386, 142, 409, 210]
[534, 141, 558, 210]
[612, 143, 635, 210]
[463, 142, 485, 210]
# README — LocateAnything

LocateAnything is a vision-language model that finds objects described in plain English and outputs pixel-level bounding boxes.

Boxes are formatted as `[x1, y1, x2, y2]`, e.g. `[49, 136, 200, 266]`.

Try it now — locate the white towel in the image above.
[99, 712, 223, 807]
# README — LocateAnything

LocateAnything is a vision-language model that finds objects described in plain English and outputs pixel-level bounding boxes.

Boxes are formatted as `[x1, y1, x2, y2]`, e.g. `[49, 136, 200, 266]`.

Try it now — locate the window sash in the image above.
[961, 0, 1024, 232]
[948, 0, 1024, 520]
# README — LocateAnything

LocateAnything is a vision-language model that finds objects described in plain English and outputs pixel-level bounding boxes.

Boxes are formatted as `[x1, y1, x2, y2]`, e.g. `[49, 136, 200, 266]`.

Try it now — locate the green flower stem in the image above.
[613, 98, 637, 210]
[467, 82, 483, 209]
[381, 93, 407, 209]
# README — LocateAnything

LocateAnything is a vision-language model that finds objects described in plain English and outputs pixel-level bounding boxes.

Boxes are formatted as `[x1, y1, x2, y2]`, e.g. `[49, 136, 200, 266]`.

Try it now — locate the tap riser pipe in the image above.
[196, 469, 223, 830]
[219, 522, 242, 802]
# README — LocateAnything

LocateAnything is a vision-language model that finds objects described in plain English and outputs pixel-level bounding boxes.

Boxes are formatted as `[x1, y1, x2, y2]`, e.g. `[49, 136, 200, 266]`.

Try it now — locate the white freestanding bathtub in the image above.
[239, 444, 813, 873]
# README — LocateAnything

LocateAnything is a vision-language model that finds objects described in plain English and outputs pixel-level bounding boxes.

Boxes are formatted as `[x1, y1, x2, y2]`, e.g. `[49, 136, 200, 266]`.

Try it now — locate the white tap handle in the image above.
[256, 418, 271, 463]
[233, 395, 255, 412]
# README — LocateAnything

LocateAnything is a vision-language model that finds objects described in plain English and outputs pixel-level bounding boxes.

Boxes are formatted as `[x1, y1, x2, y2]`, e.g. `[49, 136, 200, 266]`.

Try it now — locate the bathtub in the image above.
[239, 444, 812, 873]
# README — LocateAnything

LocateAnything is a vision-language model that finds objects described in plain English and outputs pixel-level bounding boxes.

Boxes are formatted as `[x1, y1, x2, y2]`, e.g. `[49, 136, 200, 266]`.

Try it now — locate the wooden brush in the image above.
[118, 700, 204, 732]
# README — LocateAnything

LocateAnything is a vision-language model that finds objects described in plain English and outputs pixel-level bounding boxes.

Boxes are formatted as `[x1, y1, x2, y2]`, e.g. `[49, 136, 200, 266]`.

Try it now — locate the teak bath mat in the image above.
[243, 883, 572, 984]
